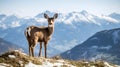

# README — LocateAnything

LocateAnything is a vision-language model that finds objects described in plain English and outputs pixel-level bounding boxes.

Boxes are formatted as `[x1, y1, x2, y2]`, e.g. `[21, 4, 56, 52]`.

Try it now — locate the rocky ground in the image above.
[0, 50, 120, 67]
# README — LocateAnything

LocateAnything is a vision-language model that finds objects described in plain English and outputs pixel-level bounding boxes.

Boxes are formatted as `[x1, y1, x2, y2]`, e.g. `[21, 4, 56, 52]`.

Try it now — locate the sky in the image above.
[0, 0, 120, 17]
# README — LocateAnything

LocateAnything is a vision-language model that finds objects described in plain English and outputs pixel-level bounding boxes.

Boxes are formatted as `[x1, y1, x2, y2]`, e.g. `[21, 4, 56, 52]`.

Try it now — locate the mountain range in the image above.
[0, 38, 26, 54]
[60, 28, 120, 65]
[0, 10, 120, 57]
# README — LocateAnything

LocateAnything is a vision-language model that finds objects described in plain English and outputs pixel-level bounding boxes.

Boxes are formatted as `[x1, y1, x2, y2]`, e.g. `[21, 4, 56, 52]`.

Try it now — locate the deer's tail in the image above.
[25, 27, 31, 38]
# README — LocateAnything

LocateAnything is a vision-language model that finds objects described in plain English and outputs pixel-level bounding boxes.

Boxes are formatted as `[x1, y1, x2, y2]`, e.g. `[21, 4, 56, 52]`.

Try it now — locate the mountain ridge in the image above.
[60, 28, 120, 65]
[0, 38, 26, 55]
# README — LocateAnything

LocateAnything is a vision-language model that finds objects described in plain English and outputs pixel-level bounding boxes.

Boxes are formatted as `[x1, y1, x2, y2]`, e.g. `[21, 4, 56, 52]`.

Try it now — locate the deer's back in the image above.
[25, 26, 50, 42]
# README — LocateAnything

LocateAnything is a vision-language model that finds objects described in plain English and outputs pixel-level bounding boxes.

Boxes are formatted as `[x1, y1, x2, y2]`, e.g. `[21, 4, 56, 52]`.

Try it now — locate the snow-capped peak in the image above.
[80, 10, 89, 16]
[0, 10, 120, 29]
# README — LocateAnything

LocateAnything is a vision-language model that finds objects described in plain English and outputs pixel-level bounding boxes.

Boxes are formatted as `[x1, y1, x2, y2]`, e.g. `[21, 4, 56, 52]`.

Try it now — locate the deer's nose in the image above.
[49, 22, 52, 25]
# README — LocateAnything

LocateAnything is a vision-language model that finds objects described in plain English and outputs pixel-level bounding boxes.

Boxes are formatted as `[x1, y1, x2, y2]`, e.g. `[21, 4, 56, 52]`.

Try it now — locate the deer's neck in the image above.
[48, 25, 54, 36]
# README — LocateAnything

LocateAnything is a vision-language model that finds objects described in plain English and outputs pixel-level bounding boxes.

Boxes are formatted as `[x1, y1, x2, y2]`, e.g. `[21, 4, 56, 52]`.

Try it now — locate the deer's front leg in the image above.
[44, 41, 48, 58]
[29, 46, 31, 56]
[31, 46, 34, 57]
[39, 42, 42, 57]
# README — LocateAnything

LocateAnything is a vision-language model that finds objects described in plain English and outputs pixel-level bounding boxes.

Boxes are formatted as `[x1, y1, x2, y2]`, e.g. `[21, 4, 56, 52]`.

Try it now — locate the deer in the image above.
[24, 13, 58, 58]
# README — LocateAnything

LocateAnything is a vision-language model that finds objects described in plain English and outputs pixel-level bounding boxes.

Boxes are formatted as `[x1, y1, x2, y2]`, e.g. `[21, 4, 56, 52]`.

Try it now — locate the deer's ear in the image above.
[53, 13, 58, 19]
[44, 13, 49, 19]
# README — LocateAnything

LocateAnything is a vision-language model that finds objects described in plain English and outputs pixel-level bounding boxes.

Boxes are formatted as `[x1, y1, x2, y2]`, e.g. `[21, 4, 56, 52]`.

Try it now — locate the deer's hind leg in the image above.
[31, 37, 38, 57]
[27, 39, 32, 57]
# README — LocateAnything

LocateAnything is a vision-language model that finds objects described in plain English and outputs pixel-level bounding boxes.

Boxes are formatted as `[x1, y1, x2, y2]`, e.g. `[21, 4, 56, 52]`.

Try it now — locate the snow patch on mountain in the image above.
[0, 63, 12, 67]
[8, 55, 16, 58]
[11, 21, 21, 27]
[100, 45, 112, 50]
[90, 53, 117, 62]
[91, 45, 112, 50]
[25, 59, 75, 67]
[90, 37, 98, 40]
[100, 15, 119, 23]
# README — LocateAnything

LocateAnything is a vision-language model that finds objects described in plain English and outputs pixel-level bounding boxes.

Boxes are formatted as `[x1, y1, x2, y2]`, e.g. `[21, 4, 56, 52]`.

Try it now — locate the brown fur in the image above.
[24, 13, 58, 58]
